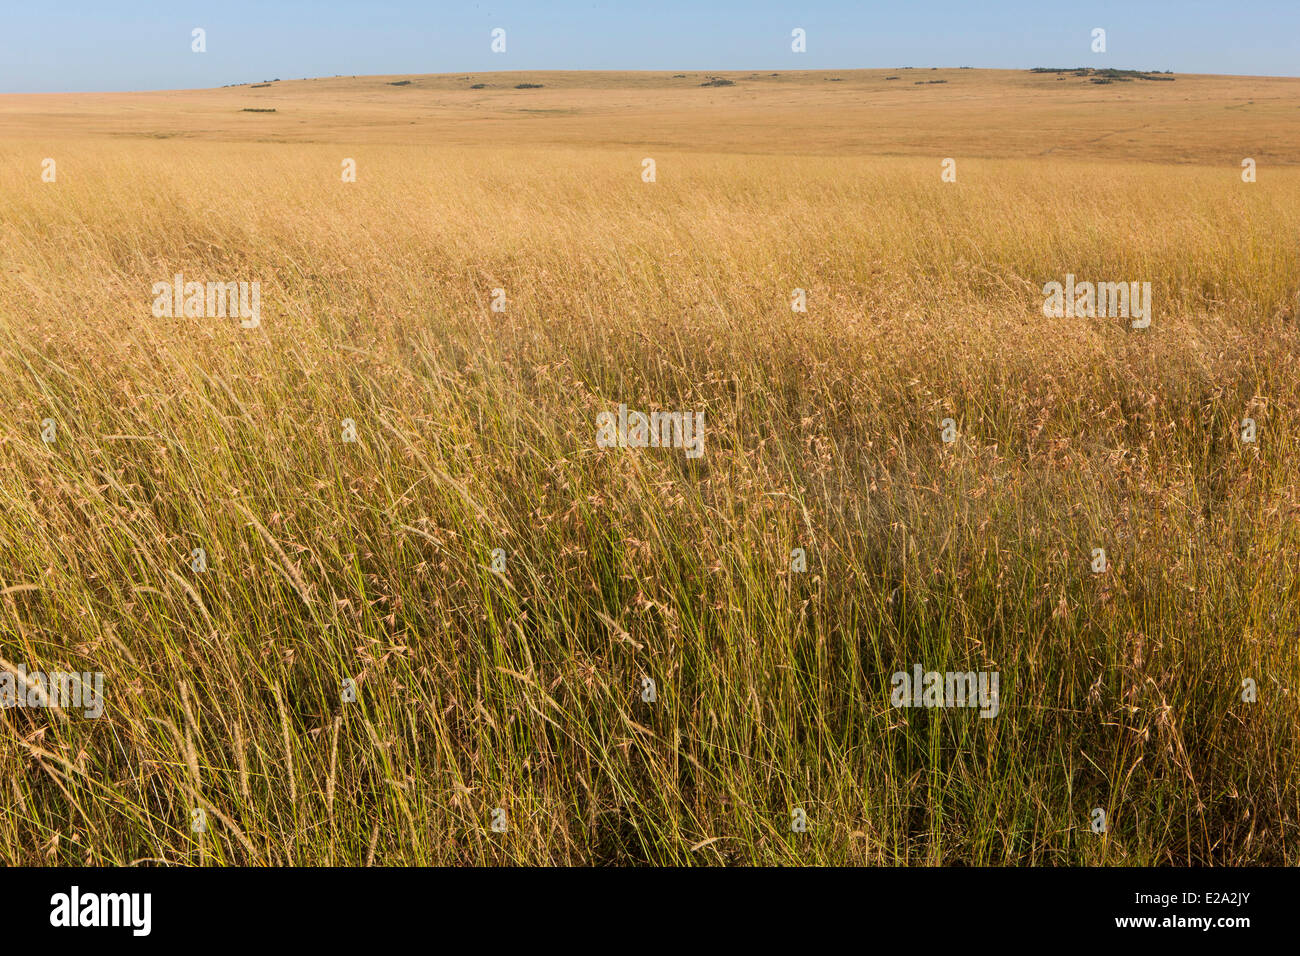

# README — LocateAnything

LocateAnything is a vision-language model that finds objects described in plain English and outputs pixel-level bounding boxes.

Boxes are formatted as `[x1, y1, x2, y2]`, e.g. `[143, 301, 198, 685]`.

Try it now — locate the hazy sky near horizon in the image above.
[2, 0, 1297, 94]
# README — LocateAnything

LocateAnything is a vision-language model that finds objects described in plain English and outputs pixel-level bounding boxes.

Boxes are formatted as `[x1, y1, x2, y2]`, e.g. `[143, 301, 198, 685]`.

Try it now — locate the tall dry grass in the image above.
[1, 138, 1299, 863]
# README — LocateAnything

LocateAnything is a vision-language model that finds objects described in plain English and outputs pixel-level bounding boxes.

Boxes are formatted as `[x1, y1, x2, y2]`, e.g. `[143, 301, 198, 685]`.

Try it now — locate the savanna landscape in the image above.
[1, 67, 1298, 865]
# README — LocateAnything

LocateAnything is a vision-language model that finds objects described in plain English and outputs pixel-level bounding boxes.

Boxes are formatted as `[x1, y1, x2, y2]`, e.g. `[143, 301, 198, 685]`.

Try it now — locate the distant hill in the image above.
[1, 68, 1297, 164]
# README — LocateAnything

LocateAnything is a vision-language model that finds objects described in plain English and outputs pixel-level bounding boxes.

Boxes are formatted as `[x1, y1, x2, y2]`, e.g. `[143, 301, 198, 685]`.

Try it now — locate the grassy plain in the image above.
[1, 69, 1299, 864]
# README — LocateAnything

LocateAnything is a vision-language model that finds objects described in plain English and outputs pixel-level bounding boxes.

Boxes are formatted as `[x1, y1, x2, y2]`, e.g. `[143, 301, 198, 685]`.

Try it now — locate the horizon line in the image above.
[7, 65, 1300, 97]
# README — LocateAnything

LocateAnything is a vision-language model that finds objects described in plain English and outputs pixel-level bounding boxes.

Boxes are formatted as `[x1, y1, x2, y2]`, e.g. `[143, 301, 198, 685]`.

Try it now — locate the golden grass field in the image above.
[1, 68, 1299, 865]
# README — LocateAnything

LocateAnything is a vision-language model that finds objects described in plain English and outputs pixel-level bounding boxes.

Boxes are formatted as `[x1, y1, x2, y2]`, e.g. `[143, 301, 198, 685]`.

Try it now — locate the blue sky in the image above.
[3, 1, 1297, 93]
